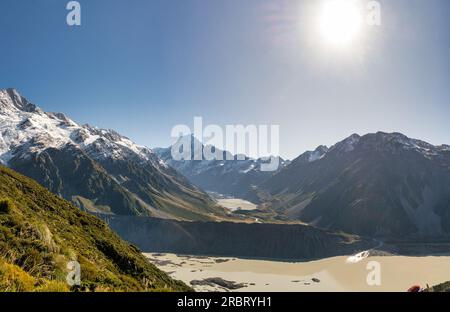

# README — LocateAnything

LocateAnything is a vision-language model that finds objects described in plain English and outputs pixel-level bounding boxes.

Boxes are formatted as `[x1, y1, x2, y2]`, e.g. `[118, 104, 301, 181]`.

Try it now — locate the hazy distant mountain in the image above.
[259, 132, 450, 238]
[0, 89, 224, 220]
[154, 135, 289, 201]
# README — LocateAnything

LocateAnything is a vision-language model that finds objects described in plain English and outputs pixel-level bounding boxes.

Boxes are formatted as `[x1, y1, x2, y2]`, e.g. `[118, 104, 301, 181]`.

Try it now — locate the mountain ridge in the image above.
[0, 89, 225, 220]
[155, 135, 289, 201]
[258, 132, 450, 238]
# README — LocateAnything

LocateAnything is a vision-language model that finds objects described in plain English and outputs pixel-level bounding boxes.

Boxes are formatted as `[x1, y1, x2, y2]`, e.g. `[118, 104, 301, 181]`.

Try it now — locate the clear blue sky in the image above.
[0, 0, 449, 159]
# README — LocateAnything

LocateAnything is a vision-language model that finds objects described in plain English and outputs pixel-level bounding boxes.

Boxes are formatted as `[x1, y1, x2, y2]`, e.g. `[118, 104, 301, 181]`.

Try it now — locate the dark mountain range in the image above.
[259, 132, 450, 239]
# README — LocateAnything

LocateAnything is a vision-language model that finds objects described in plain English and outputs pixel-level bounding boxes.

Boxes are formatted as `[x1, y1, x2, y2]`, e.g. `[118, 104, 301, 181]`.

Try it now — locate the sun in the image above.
[319, 0, 363, 47]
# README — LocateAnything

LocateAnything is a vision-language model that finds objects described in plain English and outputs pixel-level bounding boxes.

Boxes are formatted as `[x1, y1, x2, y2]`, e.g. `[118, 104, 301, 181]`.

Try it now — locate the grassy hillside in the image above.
[0, 165, 191, 292]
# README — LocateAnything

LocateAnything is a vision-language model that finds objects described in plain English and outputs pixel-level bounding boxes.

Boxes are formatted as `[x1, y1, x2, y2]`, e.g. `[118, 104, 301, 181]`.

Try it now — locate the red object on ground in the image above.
[407, 285, 422, 292]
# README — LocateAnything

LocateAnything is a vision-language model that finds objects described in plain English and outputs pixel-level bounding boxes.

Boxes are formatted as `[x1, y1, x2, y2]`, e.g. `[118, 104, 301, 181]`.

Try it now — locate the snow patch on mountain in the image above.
[308, 145, 329, 162]
[324, 132, 448, 161]
[0, 88, 156, 166]
[240, 163, 255, 173]
[400, 185, 443, 236]
[329, 134, 361, 154]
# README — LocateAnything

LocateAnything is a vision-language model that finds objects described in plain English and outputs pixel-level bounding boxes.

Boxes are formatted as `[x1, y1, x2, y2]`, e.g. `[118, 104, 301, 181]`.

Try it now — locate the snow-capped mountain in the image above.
[326, 132, 450, 157]
[0, 88, 224, 220]
[259, 132, 450, 238]
[154, 135, 289, 201]
[1, 89, 158, 166]
[287, 145, 329, 164]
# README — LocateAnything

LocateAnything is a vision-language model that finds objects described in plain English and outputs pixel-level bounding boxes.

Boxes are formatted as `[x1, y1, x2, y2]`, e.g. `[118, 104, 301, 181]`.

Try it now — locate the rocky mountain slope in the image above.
[259, 132, 450, 239]
[0, 89, 225, 220]
[100, 215, 374, 260]
[0, 165, 190, 291]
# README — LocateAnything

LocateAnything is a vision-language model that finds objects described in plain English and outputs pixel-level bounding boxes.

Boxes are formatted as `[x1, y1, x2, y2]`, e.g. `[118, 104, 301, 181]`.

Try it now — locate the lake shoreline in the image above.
[145, 253, 450, 292]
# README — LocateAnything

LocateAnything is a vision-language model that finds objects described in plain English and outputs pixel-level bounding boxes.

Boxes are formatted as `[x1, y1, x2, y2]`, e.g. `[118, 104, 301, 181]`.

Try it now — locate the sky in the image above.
[0, 0, 449, 159]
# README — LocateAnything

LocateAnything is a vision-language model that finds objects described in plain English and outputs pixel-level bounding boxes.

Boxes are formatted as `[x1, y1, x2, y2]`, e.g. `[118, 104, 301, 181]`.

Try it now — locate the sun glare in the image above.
[319, 0, 363, 47]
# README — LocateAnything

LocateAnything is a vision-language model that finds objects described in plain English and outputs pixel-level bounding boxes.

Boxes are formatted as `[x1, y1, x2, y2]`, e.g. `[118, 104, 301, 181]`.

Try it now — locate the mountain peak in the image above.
[0, 89, 152, 165]
[329, 133, 361, 154]
[374, 131, 410, 142]
[361, 132, 438, 152]
[0, 88, 40, 113]
[308, 145, 329, 162]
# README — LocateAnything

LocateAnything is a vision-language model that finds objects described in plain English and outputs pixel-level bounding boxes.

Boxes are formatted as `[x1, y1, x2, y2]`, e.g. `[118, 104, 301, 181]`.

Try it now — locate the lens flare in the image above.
[319, 0, 363, 47]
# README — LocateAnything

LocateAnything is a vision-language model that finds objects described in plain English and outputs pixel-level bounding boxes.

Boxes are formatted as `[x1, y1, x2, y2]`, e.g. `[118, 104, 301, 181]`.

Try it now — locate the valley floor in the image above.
[145, 253, 450, 292]
[217, 198, 258, 212]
